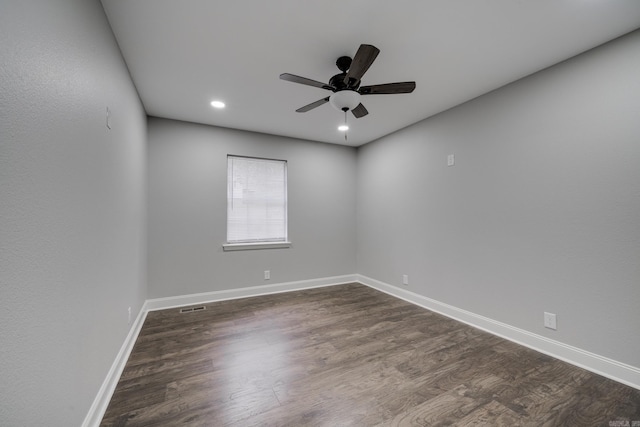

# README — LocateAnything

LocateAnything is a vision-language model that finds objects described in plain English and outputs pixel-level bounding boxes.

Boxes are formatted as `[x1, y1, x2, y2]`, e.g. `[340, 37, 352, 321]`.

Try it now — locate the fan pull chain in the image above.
[344, 110, 348, 142]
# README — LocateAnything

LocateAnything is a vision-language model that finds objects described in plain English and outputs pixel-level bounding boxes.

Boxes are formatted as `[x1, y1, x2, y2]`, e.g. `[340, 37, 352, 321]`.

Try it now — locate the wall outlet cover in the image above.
[544, 312, 557, 330]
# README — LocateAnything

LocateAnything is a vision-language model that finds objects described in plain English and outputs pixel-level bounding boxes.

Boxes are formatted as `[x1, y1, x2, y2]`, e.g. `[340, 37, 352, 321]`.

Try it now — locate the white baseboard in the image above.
[81, 305, 149, 427]
[145, 274, 358, 312]
[356, 274, 640, 391]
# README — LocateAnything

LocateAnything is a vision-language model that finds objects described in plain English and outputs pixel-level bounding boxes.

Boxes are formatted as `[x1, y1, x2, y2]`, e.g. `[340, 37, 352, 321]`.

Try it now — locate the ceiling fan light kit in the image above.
[280, 44, 416, 126]
[329, 90, 361, 112]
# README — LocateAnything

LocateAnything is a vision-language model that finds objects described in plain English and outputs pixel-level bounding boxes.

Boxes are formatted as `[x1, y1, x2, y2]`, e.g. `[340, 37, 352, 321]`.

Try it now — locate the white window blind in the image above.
[227, 155, 288, 244]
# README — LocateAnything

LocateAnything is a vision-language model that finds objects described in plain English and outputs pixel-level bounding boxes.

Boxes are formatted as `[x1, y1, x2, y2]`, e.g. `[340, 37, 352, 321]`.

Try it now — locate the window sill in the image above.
[223, 241, 292, 252]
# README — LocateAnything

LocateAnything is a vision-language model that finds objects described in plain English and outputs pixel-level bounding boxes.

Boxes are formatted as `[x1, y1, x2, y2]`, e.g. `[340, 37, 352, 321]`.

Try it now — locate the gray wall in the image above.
[0, 0, 147, 425]
[357, 30, 640, 368]
[147, 118, 357, 298]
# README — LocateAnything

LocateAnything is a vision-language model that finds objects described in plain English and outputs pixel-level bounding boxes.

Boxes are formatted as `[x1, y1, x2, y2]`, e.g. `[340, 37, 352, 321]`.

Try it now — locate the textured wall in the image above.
[147, 118, 357, 298]
[0, 0, 147, 425]
[357, 30, 640, 368]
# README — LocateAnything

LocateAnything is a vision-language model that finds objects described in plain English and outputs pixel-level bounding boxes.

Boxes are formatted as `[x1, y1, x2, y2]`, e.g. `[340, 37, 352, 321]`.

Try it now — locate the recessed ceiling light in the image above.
[338, 125, 349, 132]
[210, 100, 225, 109]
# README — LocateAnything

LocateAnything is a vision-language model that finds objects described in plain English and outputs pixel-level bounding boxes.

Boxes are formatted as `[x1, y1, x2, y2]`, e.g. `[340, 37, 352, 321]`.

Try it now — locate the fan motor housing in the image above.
[329, 73, 360, 91]
[329, 73, 346, 90]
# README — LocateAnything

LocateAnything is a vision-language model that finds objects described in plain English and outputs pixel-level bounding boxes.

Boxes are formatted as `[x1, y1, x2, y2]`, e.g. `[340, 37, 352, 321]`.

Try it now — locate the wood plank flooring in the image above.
[100, 283, 640, 426]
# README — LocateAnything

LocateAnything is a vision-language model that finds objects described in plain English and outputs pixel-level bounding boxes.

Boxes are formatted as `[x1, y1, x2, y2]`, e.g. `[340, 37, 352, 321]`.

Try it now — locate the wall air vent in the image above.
[179, 306, 206, 313]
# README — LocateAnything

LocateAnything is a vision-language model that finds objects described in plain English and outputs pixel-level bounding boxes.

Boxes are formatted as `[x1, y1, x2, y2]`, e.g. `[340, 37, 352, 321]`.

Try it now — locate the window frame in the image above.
[223, 155, 291, 252]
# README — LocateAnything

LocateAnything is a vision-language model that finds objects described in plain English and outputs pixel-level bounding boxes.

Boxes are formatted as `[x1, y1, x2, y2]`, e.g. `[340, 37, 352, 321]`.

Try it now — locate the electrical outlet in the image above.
[264, 270, 270, 280]
[544, 312, 557, 330]
[402, 274, 409, 286]
[127, 306, 132, 325]
[447, 154, 455, 166]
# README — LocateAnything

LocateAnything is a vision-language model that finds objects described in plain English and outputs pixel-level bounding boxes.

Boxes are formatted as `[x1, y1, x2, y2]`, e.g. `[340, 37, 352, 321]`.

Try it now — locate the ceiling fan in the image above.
[280, 44, 416, 119]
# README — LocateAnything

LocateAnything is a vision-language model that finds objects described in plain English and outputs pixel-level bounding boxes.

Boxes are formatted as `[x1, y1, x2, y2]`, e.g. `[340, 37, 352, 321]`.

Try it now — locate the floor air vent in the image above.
[179, 306, 206, 313]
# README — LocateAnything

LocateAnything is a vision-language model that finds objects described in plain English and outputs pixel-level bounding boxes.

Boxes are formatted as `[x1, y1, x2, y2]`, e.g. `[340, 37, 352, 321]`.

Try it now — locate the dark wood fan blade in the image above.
[296, 97, 330, 113]
[351, 103, 368, 118]
[359, 82, 416, 95]
[344, 44, 380, 85]
[280, 73, 334, 91]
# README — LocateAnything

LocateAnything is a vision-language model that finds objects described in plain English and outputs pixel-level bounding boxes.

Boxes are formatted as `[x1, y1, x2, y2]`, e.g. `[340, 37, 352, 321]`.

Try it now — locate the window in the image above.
[224, 155, 289, 250]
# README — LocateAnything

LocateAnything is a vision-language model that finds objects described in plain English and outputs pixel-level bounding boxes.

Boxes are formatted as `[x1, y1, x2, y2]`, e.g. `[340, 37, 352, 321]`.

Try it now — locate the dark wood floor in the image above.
[101, 283, 640, 426]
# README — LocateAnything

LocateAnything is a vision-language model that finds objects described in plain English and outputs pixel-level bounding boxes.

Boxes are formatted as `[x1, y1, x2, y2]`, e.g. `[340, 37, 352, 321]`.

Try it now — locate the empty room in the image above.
[2, 0, 640, 426]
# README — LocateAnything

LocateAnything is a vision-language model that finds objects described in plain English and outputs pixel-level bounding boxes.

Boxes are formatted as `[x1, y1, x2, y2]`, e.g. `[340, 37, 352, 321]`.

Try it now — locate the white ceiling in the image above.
[101, 1, 640, 147]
